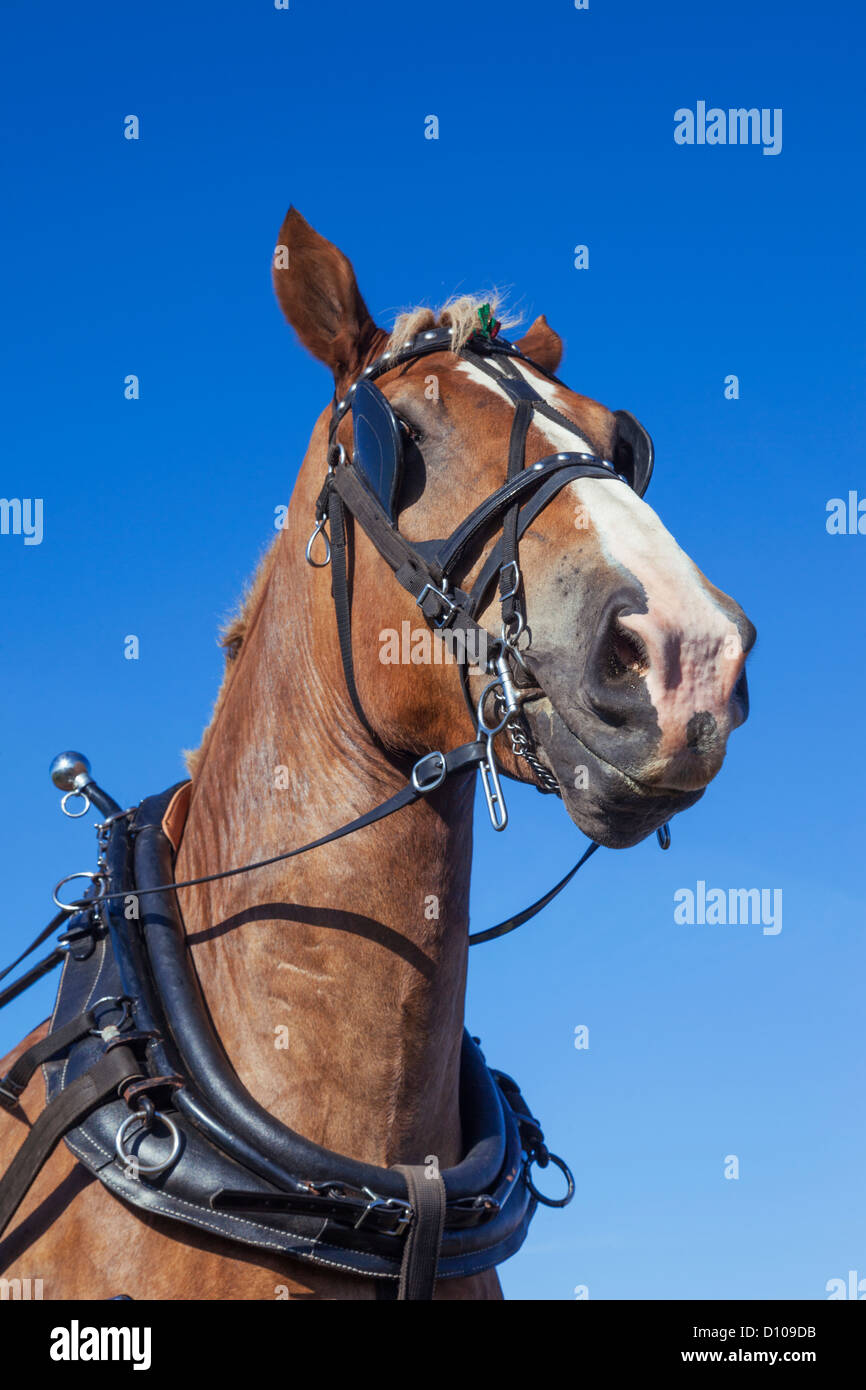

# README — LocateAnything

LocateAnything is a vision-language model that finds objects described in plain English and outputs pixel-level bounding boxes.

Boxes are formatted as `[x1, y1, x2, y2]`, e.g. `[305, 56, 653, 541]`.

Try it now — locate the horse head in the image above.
[273, 208, 755, 849]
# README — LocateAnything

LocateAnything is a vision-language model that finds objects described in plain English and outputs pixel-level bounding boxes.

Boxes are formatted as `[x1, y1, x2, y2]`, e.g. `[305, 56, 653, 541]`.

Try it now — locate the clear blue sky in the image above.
[1, 0, 863, 1300]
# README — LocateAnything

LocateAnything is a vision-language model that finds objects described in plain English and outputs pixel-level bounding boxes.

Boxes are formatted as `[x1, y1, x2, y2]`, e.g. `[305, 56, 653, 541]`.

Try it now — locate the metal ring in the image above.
[500, 611, 526, 646]
[88, 996, 134, 1036]
[52, 871, 105, 912]
[61, 789, 91, 819]
[524, 1152, 575, 1208]
[115, 1109, 182, 1177]
[476, 679, 511, 737]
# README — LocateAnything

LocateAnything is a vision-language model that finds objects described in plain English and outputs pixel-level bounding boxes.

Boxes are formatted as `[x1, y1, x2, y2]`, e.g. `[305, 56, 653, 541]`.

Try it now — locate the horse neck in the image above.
[174, 455, 475, 1170]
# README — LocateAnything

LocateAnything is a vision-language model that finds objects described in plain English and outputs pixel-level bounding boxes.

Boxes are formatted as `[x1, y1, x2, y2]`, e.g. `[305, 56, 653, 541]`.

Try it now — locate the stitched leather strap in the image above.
[393, 1164, 447, 1301]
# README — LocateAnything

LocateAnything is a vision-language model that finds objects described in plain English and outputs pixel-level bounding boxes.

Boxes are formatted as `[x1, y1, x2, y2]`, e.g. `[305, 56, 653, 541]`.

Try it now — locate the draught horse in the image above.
[0, 211, 754, 1299]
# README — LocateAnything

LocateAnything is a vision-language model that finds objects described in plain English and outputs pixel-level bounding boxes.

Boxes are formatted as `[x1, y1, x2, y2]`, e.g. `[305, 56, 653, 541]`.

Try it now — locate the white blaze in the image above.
[571, 476, 743, 762]
[459, 356, 744, 763]
[456, 358, 595, 454]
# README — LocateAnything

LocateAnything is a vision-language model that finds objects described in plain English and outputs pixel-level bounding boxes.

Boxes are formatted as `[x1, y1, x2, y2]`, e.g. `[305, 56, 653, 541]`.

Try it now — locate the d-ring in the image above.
[61, 789, 91, 819]
[524, 1152, 575, 1208]
[115, 1109, 182, 1177]
[52, 871, 105, 912]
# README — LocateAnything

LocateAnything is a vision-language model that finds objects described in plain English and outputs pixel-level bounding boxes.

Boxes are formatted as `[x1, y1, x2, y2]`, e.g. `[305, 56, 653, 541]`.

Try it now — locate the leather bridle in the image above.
[314, 323, 651, 823]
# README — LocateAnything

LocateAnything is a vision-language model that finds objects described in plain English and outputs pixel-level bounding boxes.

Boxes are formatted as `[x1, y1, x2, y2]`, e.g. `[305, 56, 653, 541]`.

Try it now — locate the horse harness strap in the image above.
[392, 1164, 447, 1301]
[0, 1045, 142, 1244]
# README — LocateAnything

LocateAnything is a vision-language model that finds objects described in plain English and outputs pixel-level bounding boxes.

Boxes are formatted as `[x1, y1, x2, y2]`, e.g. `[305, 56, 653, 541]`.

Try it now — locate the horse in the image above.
[0, 209, 755, 1300]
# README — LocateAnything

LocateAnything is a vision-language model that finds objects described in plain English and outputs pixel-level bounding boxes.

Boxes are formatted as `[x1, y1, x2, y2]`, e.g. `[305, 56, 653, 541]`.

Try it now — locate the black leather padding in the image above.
[39, 787, 540, 1284]
[352, 379, 404, 521]
[613, 409, 654, 498]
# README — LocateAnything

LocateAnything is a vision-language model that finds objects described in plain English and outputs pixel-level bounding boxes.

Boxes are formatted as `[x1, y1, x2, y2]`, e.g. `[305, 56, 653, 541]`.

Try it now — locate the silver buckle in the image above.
[411, 751, 447, 793]
[498, 560, 521, 603]
[354, 1188, 414, 1237]
[416, 582, 457, 628]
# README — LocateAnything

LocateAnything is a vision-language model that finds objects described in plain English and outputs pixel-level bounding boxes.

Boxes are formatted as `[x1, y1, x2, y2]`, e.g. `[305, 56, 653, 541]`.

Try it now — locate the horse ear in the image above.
[272, 208, 384, 392]
[513, 314, 562, 373]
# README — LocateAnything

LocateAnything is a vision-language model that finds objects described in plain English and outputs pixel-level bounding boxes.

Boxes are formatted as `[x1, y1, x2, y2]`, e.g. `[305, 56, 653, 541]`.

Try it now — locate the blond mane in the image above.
[387, 292, 517, 355]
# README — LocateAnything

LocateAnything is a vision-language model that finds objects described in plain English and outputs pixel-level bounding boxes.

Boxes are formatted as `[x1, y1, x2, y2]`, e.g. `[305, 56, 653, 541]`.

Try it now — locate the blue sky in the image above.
[1, 0, 863, 1299]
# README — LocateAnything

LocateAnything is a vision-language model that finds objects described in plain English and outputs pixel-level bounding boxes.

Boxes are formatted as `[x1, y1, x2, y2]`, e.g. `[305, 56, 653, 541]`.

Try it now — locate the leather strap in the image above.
[0, 1009, 95, 1110]
[0, 1045, 141, 1239]
[393, 1164, 447, 1301]
[0, 909, 69, 984]
[469, 842, 600, 945]
[0, 945, 66, 1010]
[97, 741, 489, 907]
[328, 487, 378, 737]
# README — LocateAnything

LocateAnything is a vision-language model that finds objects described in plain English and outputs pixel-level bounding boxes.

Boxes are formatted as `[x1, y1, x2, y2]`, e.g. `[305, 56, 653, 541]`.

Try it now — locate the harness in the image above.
[0, 323, 667, 1298]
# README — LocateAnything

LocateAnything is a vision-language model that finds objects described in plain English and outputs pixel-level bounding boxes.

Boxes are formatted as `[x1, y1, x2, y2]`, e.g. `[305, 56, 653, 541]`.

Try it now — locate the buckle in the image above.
[411, 751, 447, 794]
[416, 582, 458, 629]
[353, 1188, 414, 1237]
[378, 1199, 414, 1237]
[0, 1077, 23, 1111]
[498, 561, 521, 603]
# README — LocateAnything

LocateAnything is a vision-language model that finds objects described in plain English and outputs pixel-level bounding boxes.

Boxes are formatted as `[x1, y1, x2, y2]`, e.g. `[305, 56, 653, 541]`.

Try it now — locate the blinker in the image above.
[351, 378, 404, 522]
[612, 410, 654, 498]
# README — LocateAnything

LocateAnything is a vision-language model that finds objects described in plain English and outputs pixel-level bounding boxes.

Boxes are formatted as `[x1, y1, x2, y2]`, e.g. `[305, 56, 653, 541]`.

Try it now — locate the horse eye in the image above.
[395, 414, 424, 444]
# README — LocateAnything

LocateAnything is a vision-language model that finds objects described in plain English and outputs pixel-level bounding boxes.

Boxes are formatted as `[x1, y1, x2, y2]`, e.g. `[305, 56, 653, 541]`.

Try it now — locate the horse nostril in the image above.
[605, 620, 650, 684]
[686, 711, 717, 754]
[730, 666, 750, 725]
